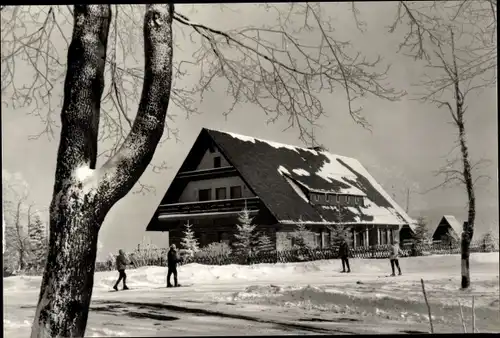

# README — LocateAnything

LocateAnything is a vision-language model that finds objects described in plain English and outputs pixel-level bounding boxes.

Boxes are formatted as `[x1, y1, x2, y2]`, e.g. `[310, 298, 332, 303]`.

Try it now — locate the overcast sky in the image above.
[1, 3, 497, 260]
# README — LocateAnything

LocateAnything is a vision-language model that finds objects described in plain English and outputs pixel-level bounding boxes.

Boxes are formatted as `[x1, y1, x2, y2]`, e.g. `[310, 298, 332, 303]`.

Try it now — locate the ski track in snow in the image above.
[4, 253, 500, 336]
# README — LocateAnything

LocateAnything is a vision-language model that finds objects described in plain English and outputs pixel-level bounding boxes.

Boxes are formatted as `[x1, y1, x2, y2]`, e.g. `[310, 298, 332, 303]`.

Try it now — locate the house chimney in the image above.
[308, 145, 327, 152]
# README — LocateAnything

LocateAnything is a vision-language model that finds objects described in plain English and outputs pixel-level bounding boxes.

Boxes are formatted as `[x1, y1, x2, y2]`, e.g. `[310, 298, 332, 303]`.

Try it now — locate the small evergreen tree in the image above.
[328, 208, 353, 247]
[233, 206, 257, 256]
[256, 233, 274, 253]
[180, 221, 199, 256]
[28, 215, 48, 270]
[289, 221, 316, 250]
[413, 216, 429, 244]
[479, 231, 498, 252]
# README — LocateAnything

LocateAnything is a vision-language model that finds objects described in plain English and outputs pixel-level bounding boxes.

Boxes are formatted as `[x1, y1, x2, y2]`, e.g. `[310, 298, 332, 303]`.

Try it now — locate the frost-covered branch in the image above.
[51, 5, 111, 195]
[100, 4, 174, 205]
[173, 3, 404, 141]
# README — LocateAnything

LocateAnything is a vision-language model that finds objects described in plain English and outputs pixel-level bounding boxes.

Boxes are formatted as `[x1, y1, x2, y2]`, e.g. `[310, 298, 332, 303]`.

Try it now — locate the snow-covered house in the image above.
[432, 215, 462, 242]
[146, 128, 414, 250]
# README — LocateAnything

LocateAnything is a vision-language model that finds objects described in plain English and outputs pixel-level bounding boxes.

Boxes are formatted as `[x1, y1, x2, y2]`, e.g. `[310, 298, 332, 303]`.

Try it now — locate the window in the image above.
[214, 156, 221, 168]
[230, 186, 242, 199]
[200, 233, 208, 246]
[355, 231, 364, 247]
[381, 229, 387, 245]
[354, 196, 359, 205]
[346, 195, 351, 204]
[325, 194, 330, 202]
[336, 195, 340, 203]
[313, 194, 320, 202]
[219, 232, 231, 245]
[198, 189, 212, 201]
[323, 231, 331, 248]
[314, 232, 321, 248]
[215, 187, 227, 200]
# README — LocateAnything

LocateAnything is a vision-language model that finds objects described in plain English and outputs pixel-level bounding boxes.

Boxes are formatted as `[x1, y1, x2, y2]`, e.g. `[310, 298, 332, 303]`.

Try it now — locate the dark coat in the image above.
[167, 249, 179, 269]
[116, 254, 128, 270]
[339, 241, 350, 257]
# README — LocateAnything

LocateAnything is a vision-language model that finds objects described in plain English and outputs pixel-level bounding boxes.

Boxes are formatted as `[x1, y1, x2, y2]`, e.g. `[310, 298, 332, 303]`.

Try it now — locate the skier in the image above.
[339, 238, 351, 273]
[167, 244, 181, 287]
[113, 249, 130, 291]
[389, 240, 403, 276]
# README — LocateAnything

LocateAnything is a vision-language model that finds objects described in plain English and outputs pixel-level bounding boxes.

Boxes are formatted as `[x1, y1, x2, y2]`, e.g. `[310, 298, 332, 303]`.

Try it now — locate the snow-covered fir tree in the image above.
[413, 216, 429, 244]
[180, 221, 199, 256]
[479, 231, 498, 252]
[233, 206, 257, 255]
[328, 208, 353, 247]
[328, 224, 353, 247]
[28, 214, 48, 269]
[256, 233, 273, 253]
[289, 221, 316, 249]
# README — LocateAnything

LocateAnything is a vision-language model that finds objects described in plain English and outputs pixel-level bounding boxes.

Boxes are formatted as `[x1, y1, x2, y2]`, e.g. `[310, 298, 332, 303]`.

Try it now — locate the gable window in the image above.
[198, 189, 212, 201]
[215, 187, 227, 200]
[214, 156, 221, 168]
[230, 186, 242, 199]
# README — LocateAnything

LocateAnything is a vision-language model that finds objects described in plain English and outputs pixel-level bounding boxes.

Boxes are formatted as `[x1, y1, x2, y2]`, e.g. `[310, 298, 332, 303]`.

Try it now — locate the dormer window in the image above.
[214, 156, 221, 168]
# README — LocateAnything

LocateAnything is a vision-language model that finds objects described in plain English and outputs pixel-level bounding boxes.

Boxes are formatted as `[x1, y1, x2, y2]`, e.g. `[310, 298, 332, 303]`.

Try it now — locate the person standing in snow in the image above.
[167, 244, 181, 287]
[113, 249, 130, 291]
[389, 240, 403, 276]
[339, 238, 351, 273]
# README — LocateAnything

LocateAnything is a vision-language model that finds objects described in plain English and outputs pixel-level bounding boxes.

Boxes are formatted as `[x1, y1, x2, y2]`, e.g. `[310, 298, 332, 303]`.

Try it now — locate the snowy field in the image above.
[4, 253, 499, 336]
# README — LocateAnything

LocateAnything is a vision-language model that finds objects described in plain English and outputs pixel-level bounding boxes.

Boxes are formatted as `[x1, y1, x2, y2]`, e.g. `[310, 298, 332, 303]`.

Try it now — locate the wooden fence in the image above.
[93, 240, 498, 271]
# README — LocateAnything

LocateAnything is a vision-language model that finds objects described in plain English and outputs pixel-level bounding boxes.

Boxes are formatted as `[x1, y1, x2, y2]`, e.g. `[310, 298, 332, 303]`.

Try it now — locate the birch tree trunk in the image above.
[458, 112, 475, 289]
[31, 4, 174, 337]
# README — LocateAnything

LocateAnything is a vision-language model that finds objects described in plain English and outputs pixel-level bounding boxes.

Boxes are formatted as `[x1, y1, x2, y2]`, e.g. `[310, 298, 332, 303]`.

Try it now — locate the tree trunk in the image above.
[457, 96, 475, 290]
[15, 200, 25, 271]
[459, 119, 475, 288]
[30, 4, 174, 337]
[31, 194, 99, 337]
[31, 5, 112, 337]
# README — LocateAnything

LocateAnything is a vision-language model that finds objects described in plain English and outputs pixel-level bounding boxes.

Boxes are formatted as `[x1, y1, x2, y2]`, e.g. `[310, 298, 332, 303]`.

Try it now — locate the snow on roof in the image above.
[292, 168, 311, 176]
[442, 215, 463, 237]
[224, 130, 318, 155]
[150, 128, 415, 229]
[282, 175, 309, 203]
[204, 128, 413, 226]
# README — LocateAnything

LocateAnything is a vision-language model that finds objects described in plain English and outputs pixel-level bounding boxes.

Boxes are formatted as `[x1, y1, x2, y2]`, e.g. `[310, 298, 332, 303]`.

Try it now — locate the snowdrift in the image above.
[4, 253, 498, 294]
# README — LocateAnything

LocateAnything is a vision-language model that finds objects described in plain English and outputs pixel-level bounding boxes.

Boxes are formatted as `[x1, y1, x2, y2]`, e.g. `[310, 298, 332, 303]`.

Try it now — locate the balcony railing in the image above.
[158, 197, 261, 215]
[176, 166, 238, 181]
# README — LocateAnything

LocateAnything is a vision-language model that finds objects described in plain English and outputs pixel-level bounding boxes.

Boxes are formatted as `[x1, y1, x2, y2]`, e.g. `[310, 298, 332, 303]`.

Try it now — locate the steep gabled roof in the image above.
[205, 128, 413, 226]
[434, 215, 462, 239]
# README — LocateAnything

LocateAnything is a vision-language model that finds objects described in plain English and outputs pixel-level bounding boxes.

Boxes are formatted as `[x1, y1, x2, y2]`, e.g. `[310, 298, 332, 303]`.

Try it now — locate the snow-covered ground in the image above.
[4, 253, 499, 336]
